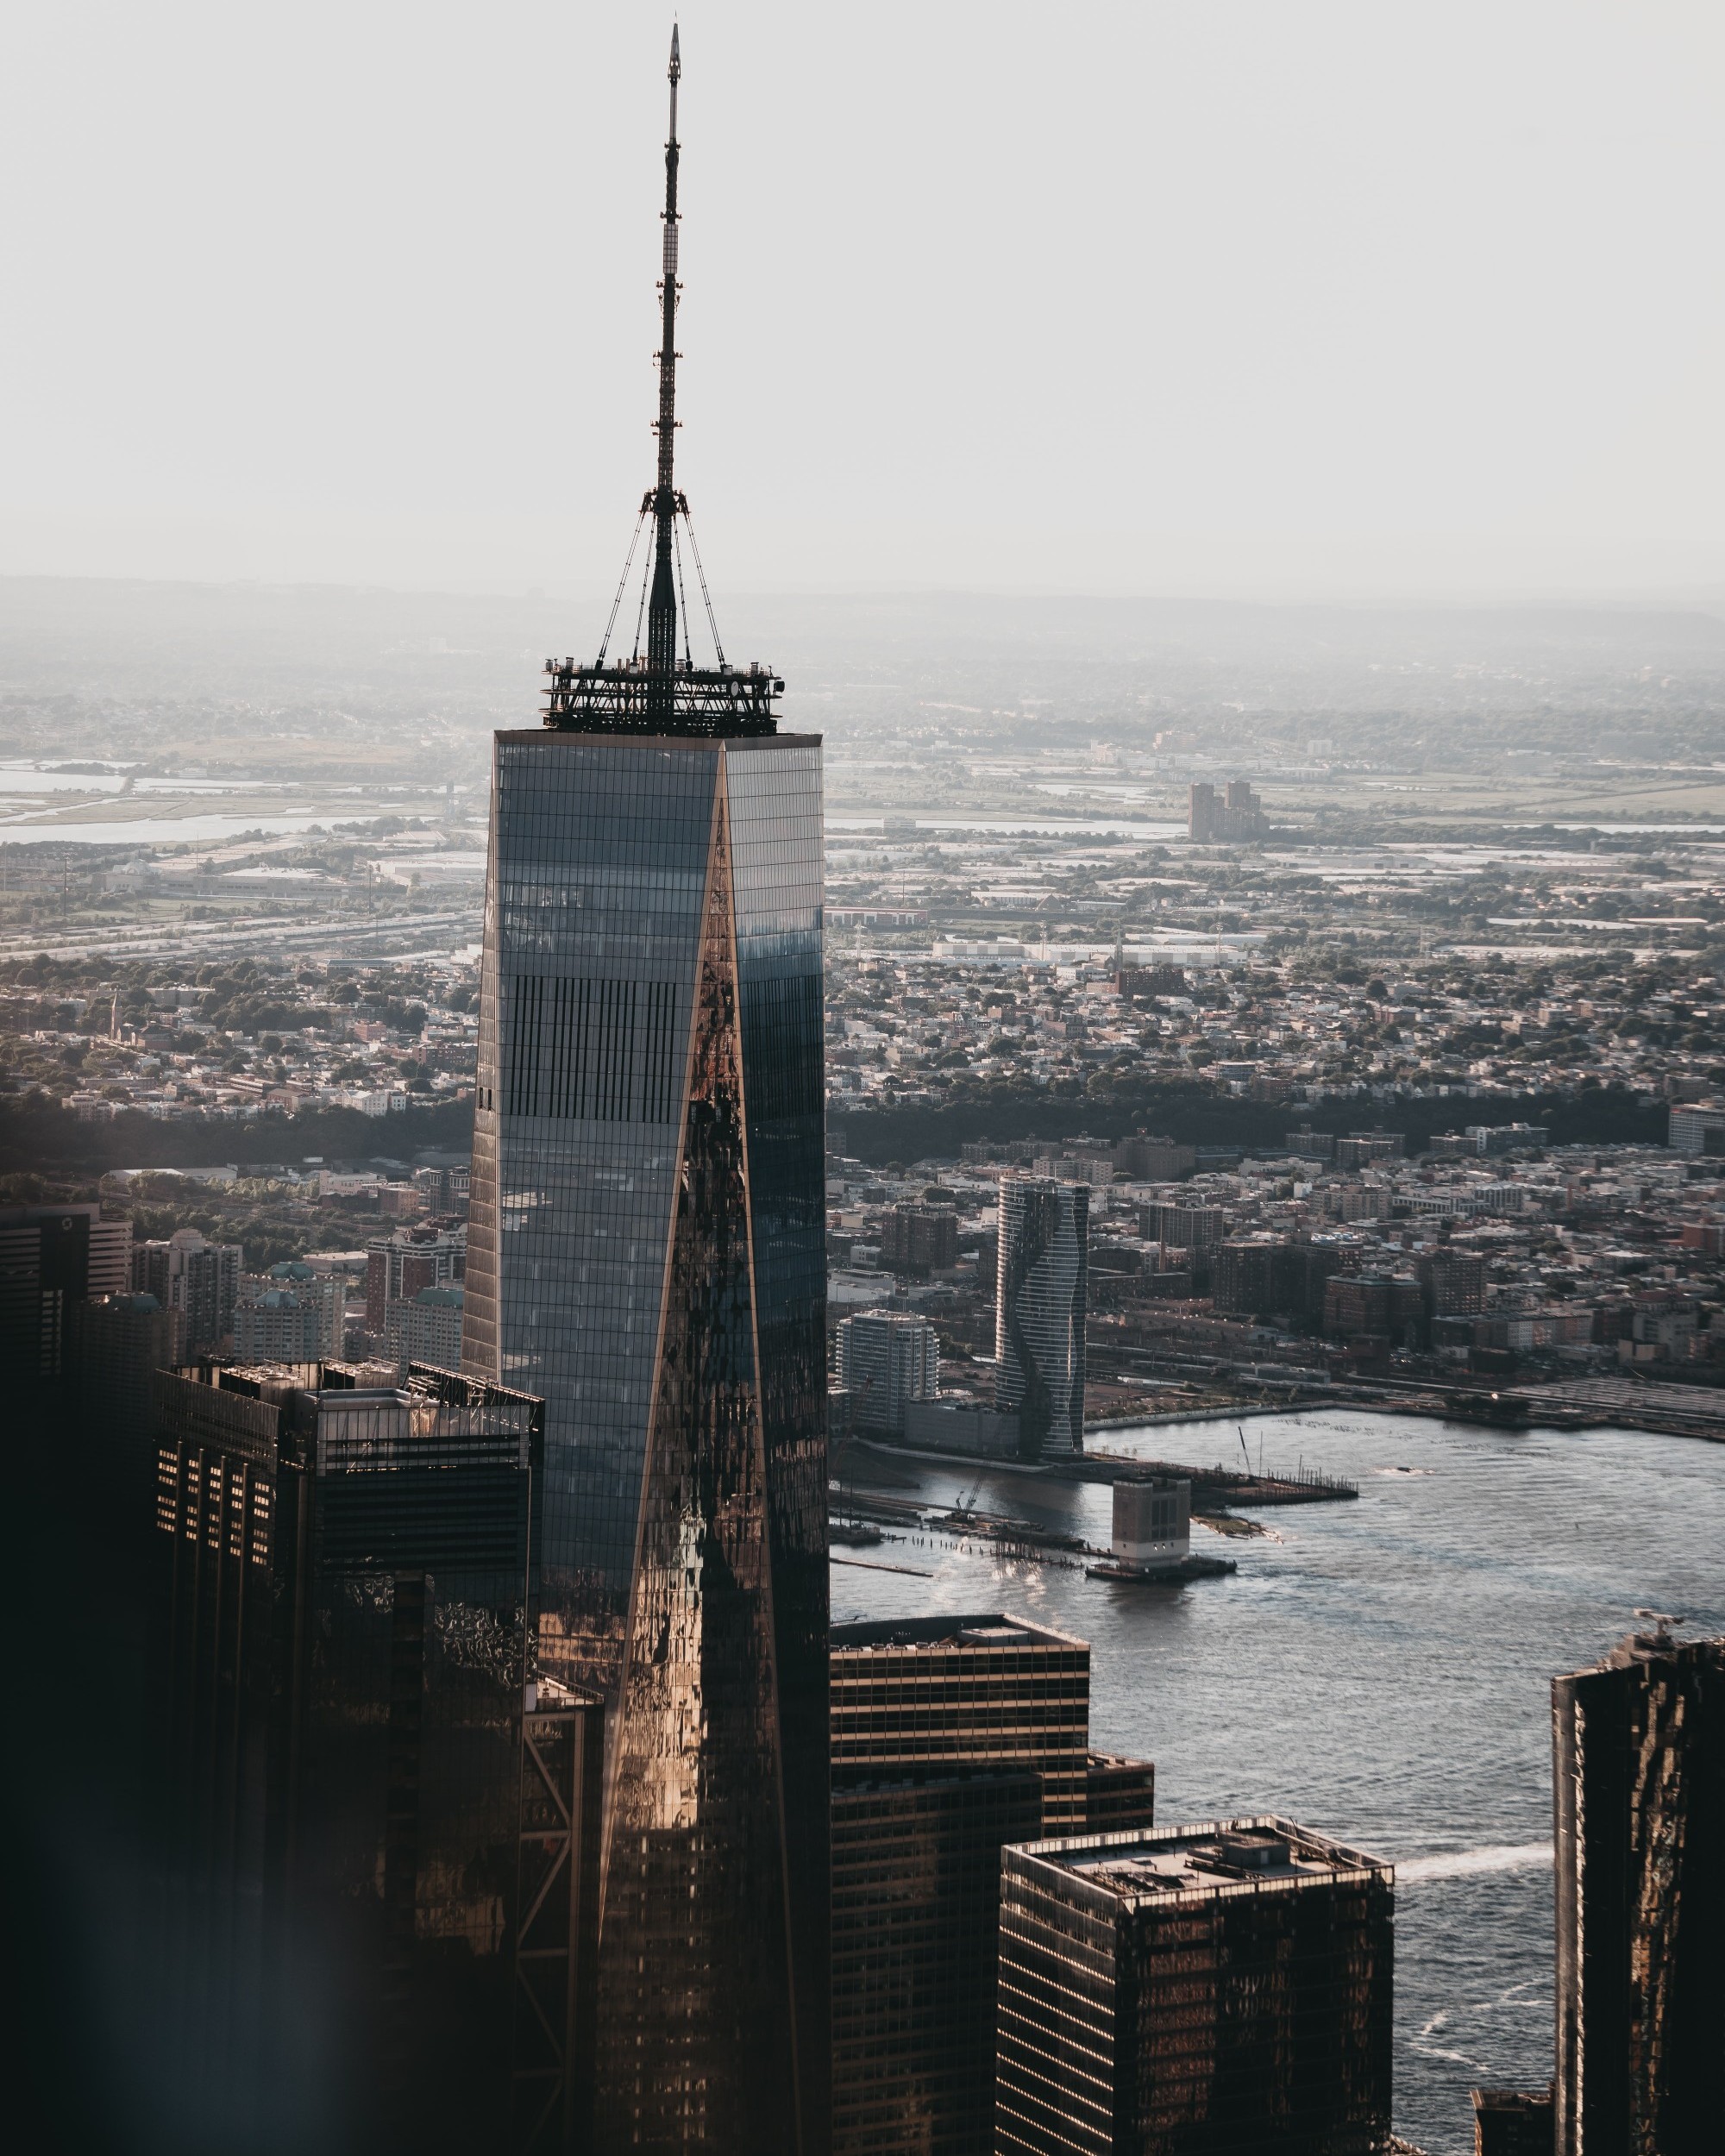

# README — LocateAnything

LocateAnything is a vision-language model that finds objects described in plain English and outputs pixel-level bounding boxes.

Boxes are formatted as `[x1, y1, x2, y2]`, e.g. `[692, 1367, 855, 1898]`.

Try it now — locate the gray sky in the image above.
[3, 2, 1721, 602]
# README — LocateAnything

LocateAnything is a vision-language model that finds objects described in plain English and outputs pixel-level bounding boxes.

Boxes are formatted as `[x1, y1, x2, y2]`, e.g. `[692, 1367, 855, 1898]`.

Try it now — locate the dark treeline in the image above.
[0, 1094, 476, 1179]
[0, 1080, 1672, 1184]
[836, 1080, 1668, 1167]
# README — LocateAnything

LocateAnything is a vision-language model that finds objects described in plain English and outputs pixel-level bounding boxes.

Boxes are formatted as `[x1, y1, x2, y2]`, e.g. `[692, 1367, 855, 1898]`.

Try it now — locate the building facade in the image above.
[996, 1817, 1394, 2156]
[995, 1176, 1088, 1459]
[835, 1309, 940, 1433]
[832, 1772, 1046, 2156]
[1552, 1625, 1724, 2156]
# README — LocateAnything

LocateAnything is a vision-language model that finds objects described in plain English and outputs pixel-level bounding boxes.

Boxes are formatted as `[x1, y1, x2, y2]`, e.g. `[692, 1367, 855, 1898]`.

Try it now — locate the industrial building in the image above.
[1108, 1479, 1192, 1573]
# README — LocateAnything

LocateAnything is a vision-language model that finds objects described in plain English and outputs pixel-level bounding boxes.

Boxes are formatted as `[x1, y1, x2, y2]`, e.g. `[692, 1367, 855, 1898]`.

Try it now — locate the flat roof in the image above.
[831, 1612, 1087, 1654]
[1016, 1815, 1391, 1903]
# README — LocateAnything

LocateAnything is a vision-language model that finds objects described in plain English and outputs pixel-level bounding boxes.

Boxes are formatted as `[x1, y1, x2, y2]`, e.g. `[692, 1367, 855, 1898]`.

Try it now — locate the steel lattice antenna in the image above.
[644, 24, 683, 718]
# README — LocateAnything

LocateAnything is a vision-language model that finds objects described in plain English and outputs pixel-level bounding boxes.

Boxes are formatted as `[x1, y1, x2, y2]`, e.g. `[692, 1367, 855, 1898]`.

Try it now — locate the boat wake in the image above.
[1397, 1842, 1552, 1883]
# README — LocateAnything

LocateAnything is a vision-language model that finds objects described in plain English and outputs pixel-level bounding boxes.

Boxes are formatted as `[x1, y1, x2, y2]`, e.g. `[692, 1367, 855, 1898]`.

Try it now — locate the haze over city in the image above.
[4, 3, 1723, 599]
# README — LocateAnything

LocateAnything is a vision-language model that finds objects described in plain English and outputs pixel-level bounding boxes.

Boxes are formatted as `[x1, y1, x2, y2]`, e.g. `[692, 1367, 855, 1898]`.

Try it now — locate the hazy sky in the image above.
[3, 3, 1722, 604]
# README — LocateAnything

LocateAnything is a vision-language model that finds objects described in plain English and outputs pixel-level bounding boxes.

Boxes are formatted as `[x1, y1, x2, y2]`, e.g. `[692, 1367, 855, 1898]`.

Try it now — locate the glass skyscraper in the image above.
[460, 33, 828, 2150]
[995, 1175, 1089, 1458]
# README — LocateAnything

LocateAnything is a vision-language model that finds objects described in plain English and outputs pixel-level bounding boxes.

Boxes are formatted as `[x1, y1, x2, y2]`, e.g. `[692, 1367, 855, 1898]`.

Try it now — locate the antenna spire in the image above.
[646, 25, 682, 716]
[541, 26, 783, 738]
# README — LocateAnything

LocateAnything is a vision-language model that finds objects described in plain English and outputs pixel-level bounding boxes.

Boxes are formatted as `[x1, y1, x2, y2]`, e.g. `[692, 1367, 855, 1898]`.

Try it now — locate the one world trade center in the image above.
[461, 30, 827, 2151]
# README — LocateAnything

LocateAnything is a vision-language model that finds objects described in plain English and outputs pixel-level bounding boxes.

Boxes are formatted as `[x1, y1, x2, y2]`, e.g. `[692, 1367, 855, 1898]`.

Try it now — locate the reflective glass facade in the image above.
[464, 729, 828, 2153]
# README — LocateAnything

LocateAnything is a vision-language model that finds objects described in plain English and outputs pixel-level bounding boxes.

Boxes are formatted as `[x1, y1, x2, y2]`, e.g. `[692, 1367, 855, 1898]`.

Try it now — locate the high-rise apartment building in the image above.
[997, 1818, 1394, 2156]
[3, 1201, 131, 1379]
[1552, 1624, 1724, 2156]
[1145, 1201, 1226, 1250]
[830, 1615, 1152, 2156]
[1189, 779, 1269, 843]
[232, 1283, 324, 1363]
[459, 34, 827, 2150]
[148, 1358, 596, 2153]
[365, 1220, 465, 1335]
[1424, 1249, 1489, 1317]
[834, 1309, 939, 1433]
[1323, 1271, 1427, 1349]
[132, 1226, 240, 1356]
[881, 1202, 959, 1275]
[242, 1258, 346, 1356]
[996, 1176, 1088, 1458]
[386, 1282, 466, 1369]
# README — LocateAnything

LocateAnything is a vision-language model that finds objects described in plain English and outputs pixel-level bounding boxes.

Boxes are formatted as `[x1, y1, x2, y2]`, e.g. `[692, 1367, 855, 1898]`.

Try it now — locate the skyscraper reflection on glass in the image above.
[461, 34, 828, 2149]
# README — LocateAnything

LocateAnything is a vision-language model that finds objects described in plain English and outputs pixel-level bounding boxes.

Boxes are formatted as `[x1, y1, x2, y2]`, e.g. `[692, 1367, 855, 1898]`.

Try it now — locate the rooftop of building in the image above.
[1590, 1622, 1725, 1672]
[1018, 1814, 1390, 1902]
[831, 1611, 1087, 1655]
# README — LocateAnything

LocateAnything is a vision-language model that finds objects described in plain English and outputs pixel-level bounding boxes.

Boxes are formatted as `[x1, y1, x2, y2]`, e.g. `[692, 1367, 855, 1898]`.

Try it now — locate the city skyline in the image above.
[6, 12, 1725, 2156]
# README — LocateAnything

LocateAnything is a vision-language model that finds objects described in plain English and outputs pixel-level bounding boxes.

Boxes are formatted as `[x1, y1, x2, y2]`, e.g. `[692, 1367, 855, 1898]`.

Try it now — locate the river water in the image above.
[830, 1407, 1725, 2154]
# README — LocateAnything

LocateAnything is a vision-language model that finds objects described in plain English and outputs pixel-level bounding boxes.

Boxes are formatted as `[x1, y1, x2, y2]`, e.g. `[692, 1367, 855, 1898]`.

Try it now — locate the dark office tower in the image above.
[830, 1615, 1153, 2156]
[832, 1773, 1046, 2156]
[149, 1358, 598, 2154]
[995, 1175, 1088, 1459]
[67, 1289, 182, 1507]
[1, 1200, 131, 1378]
[996, 1818, 1394, 2156]
[460, 33, 826, 2153]
[831, 1614, 1094, 1830]
[1552, 1624, 1725, 2156]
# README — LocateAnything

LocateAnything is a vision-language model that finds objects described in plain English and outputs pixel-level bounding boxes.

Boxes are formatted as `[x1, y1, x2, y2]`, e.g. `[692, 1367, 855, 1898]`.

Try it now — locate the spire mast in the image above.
[542, 24, 783, 738]
[646, 25, 681, 715]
